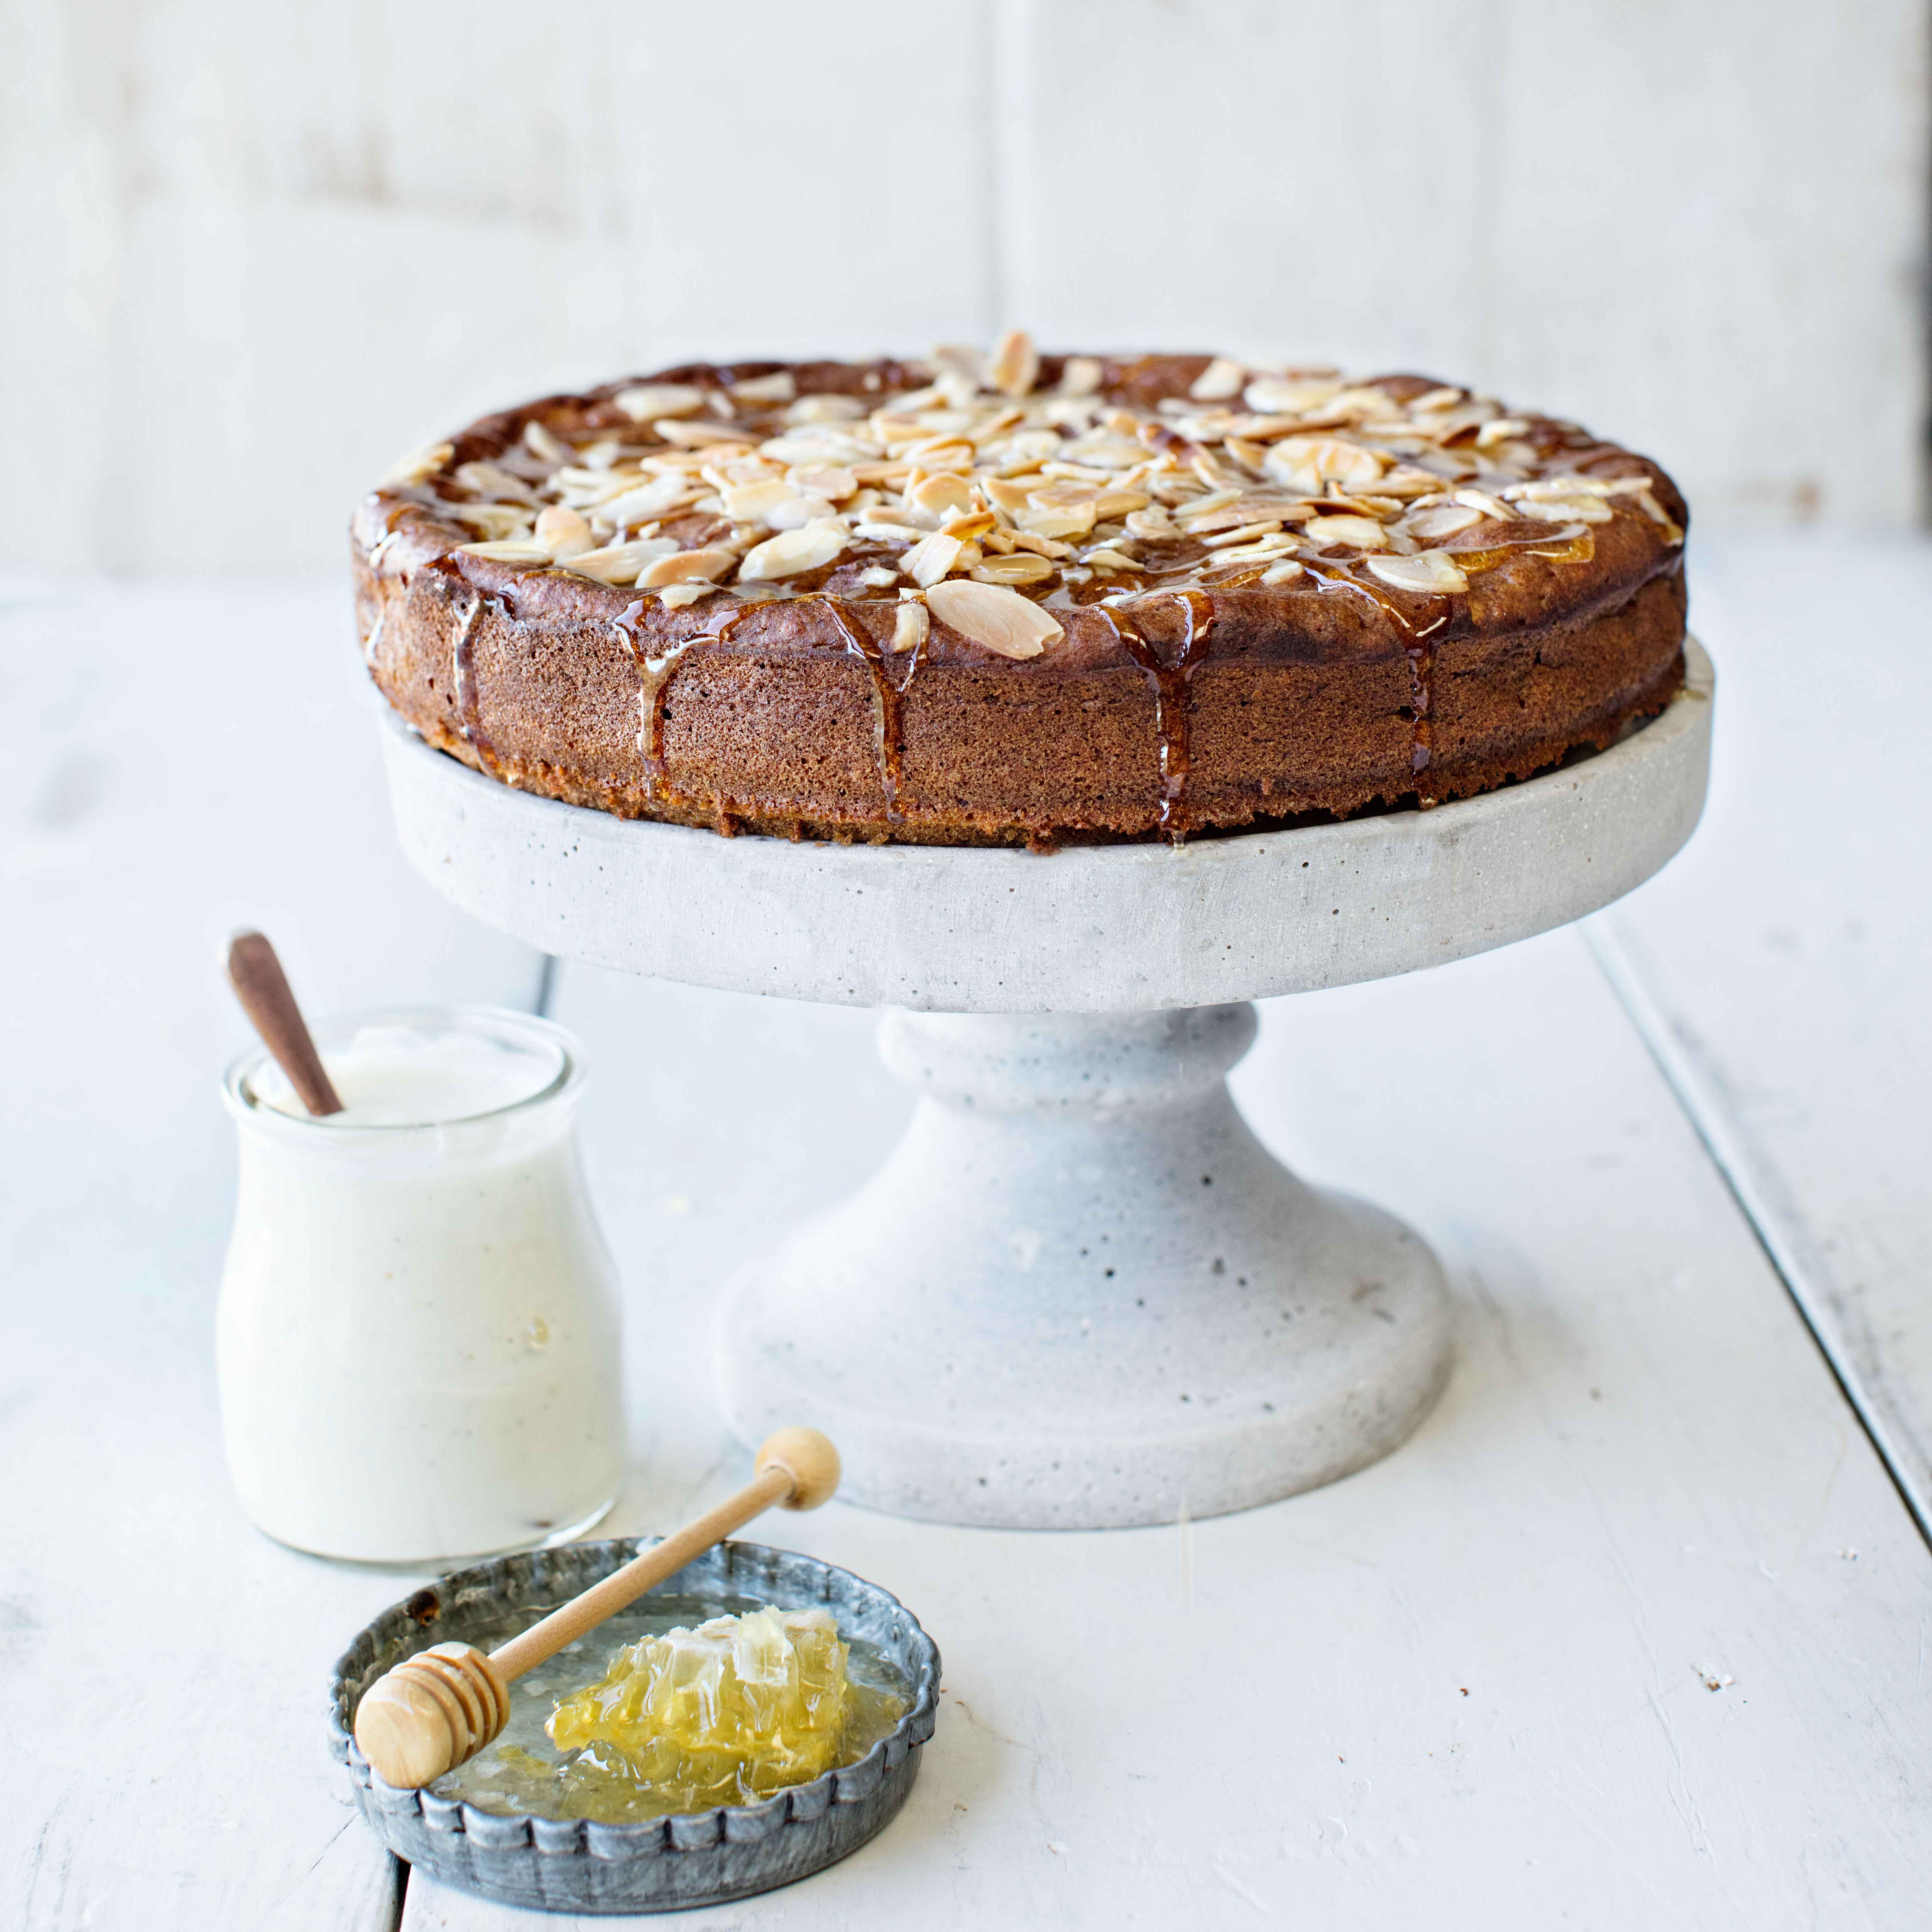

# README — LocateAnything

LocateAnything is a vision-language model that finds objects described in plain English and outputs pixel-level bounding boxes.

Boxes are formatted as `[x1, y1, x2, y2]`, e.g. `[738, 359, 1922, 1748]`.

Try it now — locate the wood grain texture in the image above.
[1, 0, 1922, 574]
[404, 924, 1932, 1929]
[1594, 534, 1932, 1534]
[0, 579, 540, 1931]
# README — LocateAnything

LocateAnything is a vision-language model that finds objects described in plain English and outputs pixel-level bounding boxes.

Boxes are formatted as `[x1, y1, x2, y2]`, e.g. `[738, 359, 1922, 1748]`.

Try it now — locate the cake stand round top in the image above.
[380, 641, 1711, 1014]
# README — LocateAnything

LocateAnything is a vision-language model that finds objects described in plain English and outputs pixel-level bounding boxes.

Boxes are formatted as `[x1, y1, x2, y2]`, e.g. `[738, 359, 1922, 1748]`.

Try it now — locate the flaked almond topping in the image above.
[1261, 559, 1305, 583]
[892, 597, 930, 653]
[739, 520, 847, 581]
[441, 503, 534, 540]
[1366, 550, 1468, 594]
[568, 538, 681, 584]
[387, 441, 454, 486]
[454, 540, 551, 563]
[971, 552, 1055, 586]
[1058, 356, 1104, 397]
[1244, 376, 1342, 415]
[1452, 488, 1518, 521]
[901, 531, 965, 588]
[924, 579, 1061, 658]
[454, 460, 538, 504]
[1302, 513, 1389, 551]
[786, 464, 859, 501]
[654, 418, 759, 449]
[534, 505, 596, 559]
[1405, 503, 1484, 542]
[659, 582, 718, 609]
[730, 371, 796, 404]
[400, 343, 1673, 620]
[1189, 357, 1247, 402]
[640, 546, 738, 588]
[523, 420, 574, 465]
[988, 330, 1041, 398]
[613, 383, 706, 422]
[909, 472, 975, 519]
[1516, 494, 1613, 524]
[1263, 436, 1385, 493]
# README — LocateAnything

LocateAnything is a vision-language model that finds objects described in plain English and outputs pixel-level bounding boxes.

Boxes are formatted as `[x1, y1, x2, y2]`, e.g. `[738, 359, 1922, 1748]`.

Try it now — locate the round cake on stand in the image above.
[379, 642, 1711, 1529]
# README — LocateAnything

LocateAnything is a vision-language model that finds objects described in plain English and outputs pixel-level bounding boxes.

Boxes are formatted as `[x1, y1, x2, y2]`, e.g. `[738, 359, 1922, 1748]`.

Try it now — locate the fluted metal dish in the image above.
[329, 1538, 940, 1914]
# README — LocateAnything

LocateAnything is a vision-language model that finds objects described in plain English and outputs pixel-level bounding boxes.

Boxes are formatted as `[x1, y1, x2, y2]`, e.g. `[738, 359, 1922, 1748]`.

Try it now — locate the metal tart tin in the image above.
[329, 1537, 940, 1914]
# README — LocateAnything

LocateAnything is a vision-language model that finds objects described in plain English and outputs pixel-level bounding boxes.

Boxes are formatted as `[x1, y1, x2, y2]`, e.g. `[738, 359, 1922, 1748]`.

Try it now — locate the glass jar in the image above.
[217, 1007, 624, 1565]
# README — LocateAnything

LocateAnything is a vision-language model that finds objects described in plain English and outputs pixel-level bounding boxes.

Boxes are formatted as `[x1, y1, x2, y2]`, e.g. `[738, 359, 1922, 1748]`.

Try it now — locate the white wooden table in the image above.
[4, 539, 1928, 1929]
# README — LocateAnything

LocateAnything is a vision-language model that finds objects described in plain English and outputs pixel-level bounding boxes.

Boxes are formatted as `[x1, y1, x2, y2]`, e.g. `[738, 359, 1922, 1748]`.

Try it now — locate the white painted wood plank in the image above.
[1594, 533, 1932, 1530]
[0, 579, 539, 1930]
[409, 930, 1932, 1929]
[996, 0, 1927, 529]
[0, 3, 995, 575]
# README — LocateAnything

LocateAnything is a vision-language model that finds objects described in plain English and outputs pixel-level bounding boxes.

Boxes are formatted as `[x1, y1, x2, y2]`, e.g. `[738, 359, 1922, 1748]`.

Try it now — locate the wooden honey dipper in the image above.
[352, 1428, 841, 1789]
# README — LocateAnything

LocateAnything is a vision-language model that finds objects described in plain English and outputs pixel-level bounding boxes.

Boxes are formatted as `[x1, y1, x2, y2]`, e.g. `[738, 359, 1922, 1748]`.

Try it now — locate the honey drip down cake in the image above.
[353, 336, 1687, 847]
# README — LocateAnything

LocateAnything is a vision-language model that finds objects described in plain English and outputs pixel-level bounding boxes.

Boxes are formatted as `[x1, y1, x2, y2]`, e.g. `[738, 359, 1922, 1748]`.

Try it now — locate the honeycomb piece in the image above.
[547, 1606, 853, 1808]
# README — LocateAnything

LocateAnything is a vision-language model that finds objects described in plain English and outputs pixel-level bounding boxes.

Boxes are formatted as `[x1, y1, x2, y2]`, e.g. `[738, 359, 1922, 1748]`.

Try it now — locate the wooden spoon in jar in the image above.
[352, 1428, 842, 1790]
[226, 931, 343, 1116]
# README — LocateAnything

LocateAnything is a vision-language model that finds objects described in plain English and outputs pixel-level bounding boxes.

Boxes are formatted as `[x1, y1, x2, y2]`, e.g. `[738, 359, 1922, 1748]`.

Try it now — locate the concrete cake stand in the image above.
[380, 641, 1713, 1531]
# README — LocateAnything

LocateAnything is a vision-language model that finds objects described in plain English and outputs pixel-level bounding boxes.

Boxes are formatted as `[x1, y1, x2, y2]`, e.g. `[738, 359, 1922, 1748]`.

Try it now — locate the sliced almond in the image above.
[658, 582, 719, 609]
[1124, 506, 1178, 541]
[613, 383, 706, 422]
[1093, 488, 1151, 520]
[1244, 376, 1341, 415]
[454, 460, 538, 504]
[1405, 503, 1483, 542]
[902, 532, 966, 588]
[653, 418, 759, 448]
[1452, 488, 1518, 521]
[1189, 357, 1247, 402]
[387, 441, 454, 486]
[1016, 499, 1097, 540]
[925, 579, 1062, 658]
[738, 519, 847, 581]
[534, 505, 596, 559]
[522, 420, 574, 465]
[1301, 513, 1389, 551]
[730, 371, 797, 405]
[1058, 356, 1104, 397]
[892, 598, 930, 653]
[453, 540, 550, 564]
[972, 552, 1055, 585]
[639, 546, 738, 588]
[721, 478, 799, 524]
[441, 503, 533, 540]
[786, 464, 858, 501]
[1261, 559, 1306, 583]
[567, 538, 680, 584]
[910, 472, 975, 519]
[1263, 436, 1385, 492]
[1083, 547, 1146, 573]
[1365, 550, 1468, 593]
[981, 475, 1034, 513]
[989, 329, 1040, 397]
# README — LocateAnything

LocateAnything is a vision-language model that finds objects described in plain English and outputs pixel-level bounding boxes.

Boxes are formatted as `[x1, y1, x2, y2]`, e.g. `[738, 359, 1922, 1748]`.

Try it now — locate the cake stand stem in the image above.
[713, 1002, 1452, 1530]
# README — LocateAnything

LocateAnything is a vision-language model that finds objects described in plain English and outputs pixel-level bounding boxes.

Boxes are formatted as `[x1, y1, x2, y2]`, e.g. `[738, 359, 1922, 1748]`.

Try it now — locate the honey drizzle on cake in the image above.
[1097, 590, 1216, 842]
[612, 600, 756, 819]
[813, 598, 917, 825]
[441, 574, 510, 784]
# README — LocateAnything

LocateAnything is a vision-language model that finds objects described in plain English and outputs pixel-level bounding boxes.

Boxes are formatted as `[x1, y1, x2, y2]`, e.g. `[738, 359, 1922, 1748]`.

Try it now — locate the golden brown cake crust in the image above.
[351, 348, 1688, 846]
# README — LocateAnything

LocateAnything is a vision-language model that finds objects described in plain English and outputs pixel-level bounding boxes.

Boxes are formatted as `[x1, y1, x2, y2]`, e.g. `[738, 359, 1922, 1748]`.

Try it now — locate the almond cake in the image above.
[352, 335, 1686, 847]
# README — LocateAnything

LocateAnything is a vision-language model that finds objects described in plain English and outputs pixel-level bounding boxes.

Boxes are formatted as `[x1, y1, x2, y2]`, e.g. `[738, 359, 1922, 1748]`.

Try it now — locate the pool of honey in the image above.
[433, 1591, 912, 1824]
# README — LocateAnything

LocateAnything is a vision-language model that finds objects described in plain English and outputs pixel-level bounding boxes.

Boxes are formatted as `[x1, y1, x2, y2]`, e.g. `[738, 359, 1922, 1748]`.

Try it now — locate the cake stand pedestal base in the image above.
[378, 641, 1712, 1532]
[714, 1003, 1450, 1528]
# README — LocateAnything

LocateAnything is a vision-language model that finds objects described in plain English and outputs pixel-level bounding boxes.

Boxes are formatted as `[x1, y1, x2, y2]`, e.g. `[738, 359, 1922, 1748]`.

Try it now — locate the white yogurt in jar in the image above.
[217, 1010, 624, 1565]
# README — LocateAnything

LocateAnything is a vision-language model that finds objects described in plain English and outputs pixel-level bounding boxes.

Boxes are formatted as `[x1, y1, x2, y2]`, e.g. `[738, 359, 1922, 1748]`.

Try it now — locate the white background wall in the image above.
[4, 0, 1925, 575]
